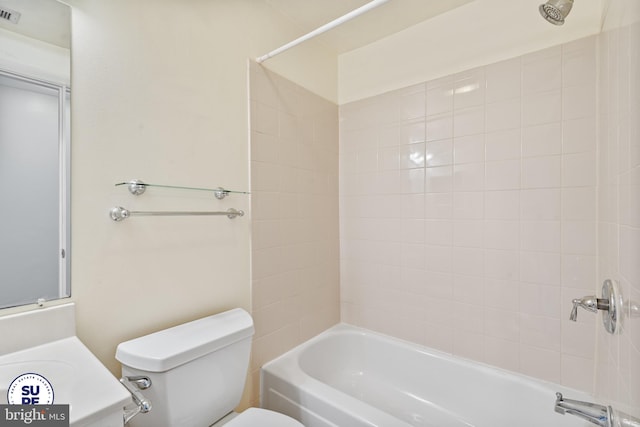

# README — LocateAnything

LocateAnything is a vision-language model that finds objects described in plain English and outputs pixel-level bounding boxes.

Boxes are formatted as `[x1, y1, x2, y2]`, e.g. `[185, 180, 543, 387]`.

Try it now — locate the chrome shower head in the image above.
[539, 0, 574, 25]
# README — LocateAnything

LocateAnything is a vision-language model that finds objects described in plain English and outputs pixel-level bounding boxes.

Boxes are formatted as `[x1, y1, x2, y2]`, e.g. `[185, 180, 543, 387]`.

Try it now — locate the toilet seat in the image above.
[222, 408, 303, 427]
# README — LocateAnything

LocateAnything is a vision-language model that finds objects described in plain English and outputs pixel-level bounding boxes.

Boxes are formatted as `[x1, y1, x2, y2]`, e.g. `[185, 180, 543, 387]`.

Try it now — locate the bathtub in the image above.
[261, 324, 592, 427]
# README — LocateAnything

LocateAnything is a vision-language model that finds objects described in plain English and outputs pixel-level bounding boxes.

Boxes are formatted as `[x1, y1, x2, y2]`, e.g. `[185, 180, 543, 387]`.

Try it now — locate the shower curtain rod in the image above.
[256, 0, 390, 63]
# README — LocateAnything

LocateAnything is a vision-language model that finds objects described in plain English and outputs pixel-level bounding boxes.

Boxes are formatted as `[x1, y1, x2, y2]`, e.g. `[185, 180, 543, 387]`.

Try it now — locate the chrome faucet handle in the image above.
[570, 301, 579, 321]
[568, 280, 622, 334]
[570, 296, 601, 321]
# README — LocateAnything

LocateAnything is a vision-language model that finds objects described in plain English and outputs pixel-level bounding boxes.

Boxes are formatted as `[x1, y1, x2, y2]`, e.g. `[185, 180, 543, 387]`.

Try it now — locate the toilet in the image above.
[115, 308, 303, 427]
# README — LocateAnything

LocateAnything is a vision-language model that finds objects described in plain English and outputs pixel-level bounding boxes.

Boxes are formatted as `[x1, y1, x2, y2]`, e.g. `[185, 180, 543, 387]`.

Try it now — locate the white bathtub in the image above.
[261, 324, 592, 427]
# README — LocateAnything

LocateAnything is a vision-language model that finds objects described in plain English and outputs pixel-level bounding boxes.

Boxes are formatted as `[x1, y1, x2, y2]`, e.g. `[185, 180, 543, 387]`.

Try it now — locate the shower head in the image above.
[539, 0, 574, 25]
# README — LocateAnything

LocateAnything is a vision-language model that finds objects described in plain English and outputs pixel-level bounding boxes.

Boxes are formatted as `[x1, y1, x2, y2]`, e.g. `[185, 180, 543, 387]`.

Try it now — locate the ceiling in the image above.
[264, 0, 476, 54]
[0, 0, 475, 54]
[0, 0, 70, 49]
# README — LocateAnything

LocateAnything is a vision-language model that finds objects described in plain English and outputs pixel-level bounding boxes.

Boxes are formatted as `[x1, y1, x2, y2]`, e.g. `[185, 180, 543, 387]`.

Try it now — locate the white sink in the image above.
[0, 337, 130, 426]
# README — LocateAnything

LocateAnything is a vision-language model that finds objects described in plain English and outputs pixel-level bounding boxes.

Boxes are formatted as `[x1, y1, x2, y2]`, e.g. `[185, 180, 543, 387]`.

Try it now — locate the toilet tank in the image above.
[116, 308, 254, 427]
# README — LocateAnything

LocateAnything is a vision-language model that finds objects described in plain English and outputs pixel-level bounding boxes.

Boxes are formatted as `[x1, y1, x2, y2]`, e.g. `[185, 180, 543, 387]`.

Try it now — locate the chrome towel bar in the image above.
[110, 206, 244, 222]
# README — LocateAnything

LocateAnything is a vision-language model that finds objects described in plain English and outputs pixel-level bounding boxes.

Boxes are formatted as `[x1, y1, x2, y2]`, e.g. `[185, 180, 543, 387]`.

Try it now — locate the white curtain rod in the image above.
[256, 0, 390, 63]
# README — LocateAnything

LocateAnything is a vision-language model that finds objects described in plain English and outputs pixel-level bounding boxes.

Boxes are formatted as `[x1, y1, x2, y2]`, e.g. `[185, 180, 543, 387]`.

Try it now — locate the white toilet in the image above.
[115, 308, 303, 427]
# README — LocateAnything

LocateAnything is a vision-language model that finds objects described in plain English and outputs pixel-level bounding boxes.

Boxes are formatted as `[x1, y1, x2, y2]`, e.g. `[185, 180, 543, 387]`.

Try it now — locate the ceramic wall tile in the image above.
[337, 34, 611, 399]
[250, 63, 339, 405]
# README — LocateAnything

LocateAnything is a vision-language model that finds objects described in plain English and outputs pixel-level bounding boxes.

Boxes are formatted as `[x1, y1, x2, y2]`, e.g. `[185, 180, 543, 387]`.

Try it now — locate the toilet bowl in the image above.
[115, 308, 303, 427]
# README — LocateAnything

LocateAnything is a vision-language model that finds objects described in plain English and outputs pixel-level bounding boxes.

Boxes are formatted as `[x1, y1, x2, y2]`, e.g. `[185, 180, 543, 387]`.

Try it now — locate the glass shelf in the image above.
[115, 180, 249, 199]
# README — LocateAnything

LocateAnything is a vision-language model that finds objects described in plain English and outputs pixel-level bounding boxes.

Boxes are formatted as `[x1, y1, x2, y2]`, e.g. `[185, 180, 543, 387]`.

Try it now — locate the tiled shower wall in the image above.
[248, 21, 639, 410]
[248, 61, 340, 405]
[597, 20, 640, 409]
[340, 36, 599, 392]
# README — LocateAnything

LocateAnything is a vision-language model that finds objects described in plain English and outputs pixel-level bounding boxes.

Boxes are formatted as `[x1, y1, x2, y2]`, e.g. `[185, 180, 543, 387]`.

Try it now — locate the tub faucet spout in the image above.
[555, 393, 612, 427]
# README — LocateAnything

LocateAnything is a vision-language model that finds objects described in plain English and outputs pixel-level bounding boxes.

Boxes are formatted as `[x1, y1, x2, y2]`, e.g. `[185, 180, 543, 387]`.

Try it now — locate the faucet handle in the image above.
[570, 302, 579, 322]
[570, 296, 600, 321]
[569, 280, 621, 334]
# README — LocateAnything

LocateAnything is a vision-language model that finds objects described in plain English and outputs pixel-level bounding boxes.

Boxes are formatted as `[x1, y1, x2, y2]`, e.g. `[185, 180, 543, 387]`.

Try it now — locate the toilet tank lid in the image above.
[115, 308, 254, 372]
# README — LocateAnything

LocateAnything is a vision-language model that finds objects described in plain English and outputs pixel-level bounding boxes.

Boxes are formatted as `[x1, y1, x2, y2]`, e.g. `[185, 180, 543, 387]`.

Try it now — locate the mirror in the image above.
[0, 0, 71, 309]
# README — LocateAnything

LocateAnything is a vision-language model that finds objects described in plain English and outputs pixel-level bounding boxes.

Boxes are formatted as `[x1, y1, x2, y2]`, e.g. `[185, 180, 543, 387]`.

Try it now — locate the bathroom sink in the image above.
[0, 336, 130, 426]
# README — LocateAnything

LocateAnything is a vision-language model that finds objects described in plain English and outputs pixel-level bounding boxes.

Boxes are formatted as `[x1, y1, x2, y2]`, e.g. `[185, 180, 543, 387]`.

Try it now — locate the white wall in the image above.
[338, 0, 603, 104]
[64, 0, 337, 379]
